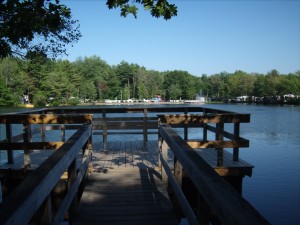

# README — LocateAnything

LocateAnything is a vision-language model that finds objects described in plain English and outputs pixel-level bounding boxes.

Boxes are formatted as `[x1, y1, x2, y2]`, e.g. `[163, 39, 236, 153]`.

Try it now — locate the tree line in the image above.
[0, 55, 299, 106]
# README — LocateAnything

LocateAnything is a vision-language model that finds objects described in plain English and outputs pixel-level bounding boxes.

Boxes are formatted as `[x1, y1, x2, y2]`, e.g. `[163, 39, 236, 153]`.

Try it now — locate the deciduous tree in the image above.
[0, 0, 177, 58]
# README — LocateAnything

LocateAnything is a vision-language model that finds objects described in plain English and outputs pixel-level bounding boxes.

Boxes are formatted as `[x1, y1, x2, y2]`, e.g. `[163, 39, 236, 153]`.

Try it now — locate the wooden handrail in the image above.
[158, 113, 250, 124]
[159, 123, 270, 225]
[157, 113, 250, 163]
[159, 142, 199, 225]
[0, 124, 92, 225]
[0, 114, 92, 124]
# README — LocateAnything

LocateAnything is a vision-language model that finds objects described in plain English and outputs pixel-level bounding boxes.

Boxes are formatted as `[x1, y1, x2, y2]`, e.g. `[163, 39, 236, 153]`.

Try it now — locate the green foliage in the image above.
[33, 91, 47, 107]
[106, 0, 177, 20]
[0, 56, 299, 106]
[164, 70, 198, 100]
[0, 79, 20, 106]
[67, 97, 81, 106]
[0, 0, 81, 58]
[1, 0, 177, 59]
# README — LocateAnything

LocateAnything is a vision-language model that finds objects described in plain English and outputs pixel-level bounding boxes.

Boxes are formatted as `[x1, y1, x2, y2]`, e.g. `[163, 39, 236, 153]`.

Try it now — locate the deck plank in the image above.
[0, 140, 253, 177]
[72, 168, 179, 225]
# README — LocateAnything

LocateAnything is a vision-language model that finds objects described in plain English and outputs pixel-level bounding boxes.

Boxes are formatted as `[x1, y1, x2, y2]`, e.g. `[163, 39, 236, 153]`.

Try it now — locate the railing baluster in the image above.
[61, 124, 65, 142]
[68, 159, 77, 216]
[216, 123, 224, 166]
[143, 108, 148, 150]
[161, 139, 169, 187]
[102, 109, 107, 150]
[233, 123, 240, 161]
[23, 123, 31, 169]
[6, 123, 13, 164]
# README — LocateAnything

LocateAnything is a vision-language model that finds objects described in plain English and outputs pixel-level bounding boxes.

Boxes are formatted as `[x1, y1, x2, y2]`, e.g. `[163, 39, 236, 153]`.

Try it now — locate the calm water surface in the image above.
[204, 104, 300, 225]
[0, 104, 299, 225]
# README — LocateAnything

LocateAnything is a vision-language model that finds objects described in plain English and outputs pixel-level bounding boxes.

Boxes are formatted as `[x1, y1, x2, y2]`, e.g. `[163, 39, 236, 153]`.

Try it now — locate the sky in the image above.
[60, 0, 300, 76]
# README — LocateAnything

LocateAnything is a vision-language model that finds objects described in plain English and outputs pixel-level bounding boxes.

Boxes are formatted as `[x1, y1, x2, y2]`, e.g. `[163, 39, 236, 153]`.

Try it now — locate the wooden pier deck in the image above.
[72, 168, 178, 225]
[72, 140, 178, 225]
[72, 139, 253, 225]
[91, 140, 160, 170]
[0, 139, 253, 225]
[0, 107, 271, 225]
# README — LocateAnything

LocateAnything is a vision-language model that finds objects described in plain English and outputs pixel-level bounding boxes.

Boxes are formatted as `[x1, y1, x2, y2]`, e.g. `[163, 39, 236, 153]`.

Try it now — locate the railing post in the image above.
[203, 123, 208, 141]
[41, 111, 46, 142]
[68, 159, 77, 216]
[41, 123, 46, 142]
[0, 180, 2, 204]
[102, 109, 107, 150]
[216, 123, 224, 167]
[203, 109, 208, 141]
[61, 124, 65, 142]
[233, 123, 240, 161]
[161, 139, 169, 187]
[83, 136, 93, 172]
[158, 127, 162, 170]
[184, 108, 188, 141]
[5, 123, 13, 164]
[174, 157, 183, 187]
[23, 123, 31, 169]
[143, 108, 148, 150]
[35, 195, 52, 224]
[196, 193, 211, 225]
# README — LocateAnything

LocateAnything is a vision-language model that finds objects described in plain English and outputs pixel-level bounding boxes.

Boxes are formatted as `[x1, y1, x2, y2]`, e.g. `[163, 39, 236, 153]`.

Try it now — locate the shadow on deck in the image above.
[71, 140, 179, 225]
[72, 167, 178, 225]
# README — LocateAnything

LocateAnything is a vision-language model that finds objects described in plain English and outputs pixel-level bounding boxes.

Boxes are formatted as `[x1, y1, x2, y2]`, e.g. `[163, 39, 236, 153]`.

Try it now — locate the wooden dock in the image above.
[91, 140, 159, 170]
[0, 106, 270, 225]
[0, 139, 253, 224]
[72, 168, 178, 225]
[72, 141, 179, 224]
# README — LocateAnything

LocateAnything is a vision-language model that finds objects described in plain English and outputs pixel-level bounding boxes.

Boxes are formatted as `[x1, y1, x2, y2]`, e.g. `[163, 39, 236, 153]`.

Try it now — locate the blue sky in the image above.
[61, 0, 300, 76]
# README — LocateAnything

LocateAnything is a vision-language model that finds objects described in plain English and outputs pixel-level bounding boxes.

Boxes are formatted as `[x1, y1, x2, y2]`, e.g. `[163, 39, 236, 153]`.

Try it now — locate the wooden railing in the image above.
[0, 114, 92, 167]
[158, 122, 270, 225]
[17, 106, 250, 151]
[0, 106, 267, 224]
[158, 113, 250, 166]
[0, 114, 93, 225]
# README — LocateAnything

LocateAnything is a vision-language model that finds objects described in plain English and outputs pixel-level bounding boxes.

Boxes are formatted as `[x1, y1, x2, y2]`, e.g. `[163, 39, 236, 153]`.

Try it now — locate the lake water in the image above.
[203, 104, 300, 225]
[0, 104, 299, 224]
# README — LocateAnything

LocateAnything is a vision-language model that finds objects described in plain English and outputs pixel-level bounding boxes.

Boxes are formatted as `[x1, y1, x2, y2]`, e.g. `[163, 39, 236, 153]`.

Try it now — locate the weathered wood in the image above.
[93, 121, 158, 129]
[0, 114, 92, 124]
[206, 124, 248, 142]
[68, 159, 77, 214]
[0, 124, 92, 225]
[160, 154, 199, 225]
[93, 116, 158, 122]
[72, 168, 178, 225]
[0, 140, 251, 177]
[0, 142, 64, 150]
[216, 123, 224, 166]
[158, 113, 250, 124]
[186, 139, 249, 149]
[233, 123, 240, 161]
[161, 140, 169, 187]
[174, 159, 183, 187]
[5, 124, 13, 164]
[23, 123, 31, 169]
[51, 149, 91, 225]
[194, 148, 253, 177]
[61, 124, 66, 142]
[159, 124, 270, 225]
[0, 106, 257, 225]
